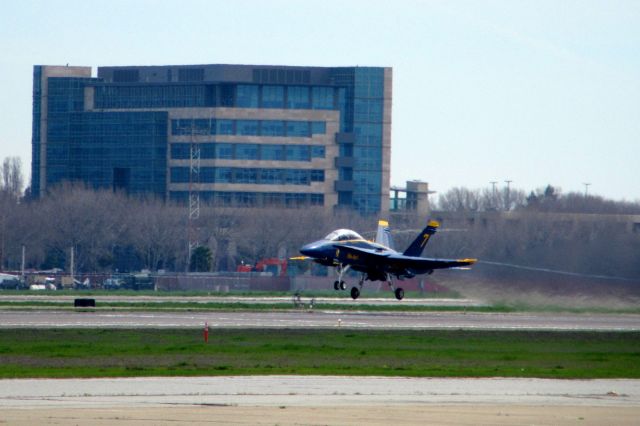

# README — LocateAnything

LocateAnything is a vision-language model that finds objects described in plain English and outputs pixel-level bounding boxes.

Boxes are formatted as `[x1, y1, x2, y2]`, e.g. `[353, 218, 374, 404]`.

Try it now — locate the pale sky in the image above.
[1, 0, 638, 200]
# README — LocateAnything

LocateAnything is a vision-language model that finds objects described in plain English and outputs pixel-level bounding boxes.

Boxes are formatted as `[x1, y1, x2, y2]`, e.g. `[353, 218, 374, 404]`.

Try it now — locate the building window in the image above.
[236, 85, 259, 108]
[311, 146, 325, 158]
[235, 192, 257, 206]
[237, 120, 259, 136]
[261, 145, 285, 161]
[261, 120, 285, 136]
[171, 119, 193, 135]
[171, 143, 190, 159]
[310, 170, 325, 182]
[283, 169, 310, 185]
[286, 121, 310, 137]
[170, 167, 190, 183]
[310, 194, 324, 205]
[235, 168, 258, 184]
[260, 169, 281, 184]
[217, 119, 234, 135]
[263, 192, 284, 206]
[201, 143, 216, 159]
[312, 87, 334, 109]
[215, 167, 233, 183]
[236, 144, 259, 160]
[261, 85, 285, 108]
[286, 145, 310, 161]
[201, 167, 215, 183]
[215, 143, 234, 159]
[287, 86, 310, 109]
[311, 121, 326, 134]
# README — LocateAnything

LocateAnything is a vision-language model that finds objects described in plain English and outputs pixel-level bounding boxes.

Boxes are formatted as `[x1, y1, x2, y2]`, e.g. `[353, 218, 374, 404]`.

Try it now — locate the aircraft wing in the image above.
[387, 254, 477, 270]
[336, 244, 475, 269]
[334, 244, 391, 265]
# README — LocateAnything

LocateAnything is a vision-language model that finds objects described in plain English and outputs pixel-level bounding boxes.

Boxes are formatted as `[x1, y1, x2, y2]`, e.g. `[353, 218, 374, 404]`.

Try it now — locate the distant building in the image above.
[390, 181, 434, 217]
[31, 64, 392, 214]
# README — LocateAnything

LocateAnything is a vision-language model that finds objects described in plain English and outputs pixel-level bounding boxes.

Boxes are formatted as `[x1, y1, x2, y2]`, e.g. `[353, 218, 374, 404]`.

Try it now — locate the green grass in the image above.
[0, 329, 638, 379]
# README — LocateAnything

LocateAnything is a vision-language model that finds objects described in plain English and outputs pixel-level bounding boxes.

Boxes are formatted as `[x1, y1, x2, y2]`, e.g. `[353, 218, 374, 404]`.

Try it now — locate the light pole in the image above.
[490, 181, 497, 210]
[583, 182, 591, 197]
[504, 180, 512, 210]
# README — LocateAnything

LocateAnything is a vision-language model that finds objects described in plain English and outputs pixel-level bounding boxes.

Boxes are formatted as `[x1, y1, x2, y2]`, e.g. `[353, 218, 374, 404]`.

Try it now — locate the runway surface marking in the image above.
[0, 309, 639, 330]
[1, 376, 639, 408]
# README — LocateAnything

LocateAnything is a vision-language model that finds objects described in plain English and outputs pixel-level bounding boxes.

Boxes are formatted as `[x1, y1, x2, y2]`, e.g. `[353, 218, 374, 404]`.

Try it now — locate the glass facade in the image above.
[33, 64, 389, 214]
[31, 66, 42, 196]
[170, 142, 324, 161]
[350, 68, 385, 213]
[170, 167, 324, 185]
[171, 119, 325, 137]
[69, 111, 167, 196]
[169, 191, 324, 207]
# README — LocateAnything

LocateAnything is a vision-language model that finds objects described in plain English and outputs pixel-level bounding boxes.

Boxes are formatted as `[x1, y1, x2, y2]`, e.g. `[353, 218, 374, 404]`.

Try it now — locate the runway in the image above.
[0, 294, 485, 307]
[2, 376, 639, 407]
[1, 309, 639, 330]
[1, 376, 639, 425]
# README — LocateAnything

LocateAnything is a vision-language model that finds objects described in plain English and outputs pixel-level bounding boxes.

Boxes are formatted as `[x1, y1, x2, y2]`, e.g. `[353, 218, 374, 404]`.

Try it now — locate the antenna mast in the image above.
[186, 122, 202, 271]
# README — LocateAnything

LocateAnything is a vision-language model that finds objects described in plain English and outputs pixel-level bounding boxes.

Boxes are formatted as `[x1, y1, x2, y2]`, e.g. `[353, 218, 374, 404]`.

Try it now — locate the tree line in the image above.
[1, 156, 638, 280]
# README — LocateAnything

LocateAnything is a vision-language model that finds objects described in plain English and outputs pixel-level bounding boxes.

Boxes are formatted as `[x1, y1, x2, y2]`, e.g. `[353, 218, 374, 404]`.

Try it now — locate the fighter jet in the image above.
[297, 219, 476, 300]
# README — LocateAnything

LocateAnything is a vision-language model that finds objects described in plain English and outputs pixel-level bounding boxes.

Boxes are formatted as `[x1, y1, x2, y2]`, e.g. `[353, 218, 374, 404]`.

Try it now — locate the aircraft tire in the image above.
[333, 281, 340, 290]
[339, 281, 346, 290]
[350, 287, 360, 300]
[394, 288, 404, 300]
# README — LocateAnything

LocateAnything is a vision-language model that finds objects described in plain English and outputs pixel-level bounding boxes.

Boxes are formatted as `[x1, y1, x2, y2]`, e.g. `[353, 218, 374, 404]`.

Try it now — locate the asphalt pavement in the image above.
[1, 309, 639, 330]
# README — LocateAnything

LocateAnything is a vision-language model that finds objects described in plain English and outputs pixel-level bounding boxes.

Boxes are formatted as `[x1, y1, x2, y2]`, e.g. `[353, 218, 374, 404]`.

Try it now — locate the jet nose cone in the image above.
[300, 242, 321, 257]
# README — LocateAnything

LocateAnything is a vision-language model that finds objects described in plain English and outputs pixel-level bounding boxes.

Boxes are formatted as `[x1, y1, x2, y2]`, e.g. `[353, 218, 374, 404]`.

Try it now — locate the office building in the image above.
[32, 64, 391, 214]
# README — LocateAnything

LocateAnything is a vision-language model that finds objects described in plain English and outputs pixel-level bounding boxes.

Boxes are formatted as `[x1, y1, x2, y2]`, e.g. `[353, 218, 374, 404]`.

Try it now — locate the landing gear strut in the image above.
[333, 265, 350, 291]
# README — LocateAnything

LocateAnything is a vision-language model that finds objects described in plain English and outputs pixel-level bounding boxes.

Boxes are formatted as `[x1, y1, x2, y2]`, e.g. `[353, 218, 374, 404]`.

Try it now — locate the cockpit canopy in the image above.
[324, 229, 364, 242]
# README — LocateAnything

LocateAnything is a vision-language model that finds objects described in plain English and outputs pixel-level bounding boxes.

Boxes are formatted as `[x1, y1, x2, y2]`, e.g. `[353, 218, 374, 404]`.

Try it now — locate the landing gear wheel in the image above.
[333, 281, 340, 290]
[394, 288, 405, 301]
[339, 281, 346, 290]
[350, 287, 360, 300]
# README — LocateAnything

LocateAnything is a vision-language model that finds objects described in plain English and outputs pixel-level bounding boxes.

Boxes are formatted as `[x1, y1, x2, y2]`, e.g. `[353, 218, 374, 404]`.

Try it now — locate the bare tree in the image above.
[436, 187, 481, 212]
[36, 184, 130, 272]
[0, 157, 24, 199]
[130, 199, 183, 271]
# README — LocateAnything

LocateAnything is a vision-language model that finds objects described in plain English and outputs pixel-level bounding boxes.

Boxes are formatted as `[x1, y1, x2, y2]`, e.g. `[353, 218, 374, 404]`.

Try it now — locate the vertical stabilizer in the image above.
[402, 220, 439, 257]
[375, 219, 394, 250]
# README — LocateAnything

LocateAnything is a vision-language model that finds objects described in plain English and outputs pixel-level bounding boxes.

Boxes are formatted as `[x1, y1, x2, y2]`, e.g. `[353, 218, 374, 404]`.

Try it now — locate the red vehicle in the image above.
[236, 258, 287, 276]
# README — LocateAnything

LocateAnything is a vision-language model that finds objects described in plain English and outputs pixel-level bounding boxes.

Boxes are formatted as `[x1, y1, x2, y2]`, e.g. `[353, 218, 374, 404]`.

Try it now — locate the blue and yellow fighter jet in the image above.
[297, 220, 476, 300]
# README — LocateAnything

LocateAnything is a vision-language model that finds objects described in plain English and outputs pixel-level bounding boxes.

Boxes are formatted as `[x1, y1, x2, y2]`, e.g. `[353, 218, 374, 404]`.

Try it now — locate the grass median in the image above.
[1, 328, 639, 379]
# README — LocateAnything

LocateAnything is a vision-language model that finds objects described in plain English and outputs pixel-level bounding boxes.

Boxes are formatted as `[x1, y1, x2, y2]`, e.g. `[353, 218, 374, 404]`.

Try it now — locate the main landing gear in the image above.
[350, 287, 360, 299]
[387, 275, 404, 300]
[394, 287, 405, 301]
[350, 274, 365, 300]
